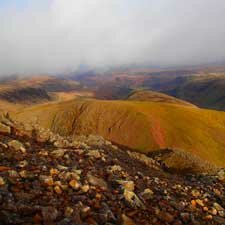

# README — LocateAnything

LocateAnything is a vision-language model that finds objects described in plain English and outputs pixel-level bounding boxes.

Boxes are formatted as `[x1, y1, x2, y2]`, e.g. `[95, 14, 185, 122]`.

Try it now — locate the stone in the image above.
[8, 170, 19, 178]
[53, 139, 70, 148]
[59, 171, 80, 181]
[0, 142, 8, 148]
[64, 207, 74, 218]
[71, 169, 82, 175]
[0, 176, 5, 186]
[41, 207, 58, 222]
[173, 220, 183, 225]
[122, 214, 136, 225]
[191, 200, 197, 208]
[18, 160, 28, 168]
[204, 215, 213, 221]
[141, 188, 154, 199]
[57, 165, 69, 171]
[87, 174, 108, 189]
[0, 166, 11, 172]
[39, 175, 54, 186]
[87, 150, 102, 159]
[19, 170, 29, 178]
[69, 179, 80, 190]
[180, 213, 190, 223]
[51, 149, 67, 158]
[213, 216, 225, 224]
[112, 145, 118, 150]
[159, 211, 174, 223]
[209, 208, 217, 215]
[0, 123, 11, 135]
[218, 211, 225, 217]
[81, 205, 90, 214]
[54, 185, 62, 194]
[38, 150, 49, 156]
[50, 168, 59, 176]
[109, 165, 123, 173]
[117, 180, 135, 191]
[0, 115, 13, 126]
[196, 199, 204, 207]
[123, 189, 144, 208]
[217, 169, 225, 182]
[97, 202, 115, 223]
[213, 202, 224, 212]
[191, 189, 201, 198]
[81, 184, 90, 193]
[213, 188, 221, 196]
[8, 140, 26, 153]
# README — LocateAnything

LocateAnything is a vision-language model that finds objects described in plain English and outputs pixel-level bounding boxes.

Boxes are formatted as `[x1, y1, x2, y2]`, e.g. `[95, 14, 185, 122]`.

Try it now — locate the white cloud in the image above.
[0, 0, 225, 75]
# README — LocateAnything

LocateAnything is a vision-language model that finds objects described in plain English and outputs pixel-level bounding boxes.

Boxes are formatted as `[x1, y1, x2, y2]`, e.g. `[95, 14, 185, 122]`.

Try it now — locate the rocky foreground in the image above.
[0, 116, 225, 225]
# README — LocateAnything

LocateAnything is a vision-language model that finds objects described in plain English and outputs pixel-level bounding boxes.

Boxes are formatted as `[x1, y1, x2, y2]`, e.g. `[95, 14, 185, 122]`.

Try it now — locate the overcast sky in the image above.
[0, 0, 225, 76]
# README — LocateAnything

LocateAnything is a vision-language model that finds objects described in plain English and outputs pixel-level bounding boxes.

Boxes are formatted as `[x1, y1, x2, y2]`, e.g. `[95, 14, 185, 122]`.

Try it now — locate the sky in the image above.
[0, 0, 225, 76]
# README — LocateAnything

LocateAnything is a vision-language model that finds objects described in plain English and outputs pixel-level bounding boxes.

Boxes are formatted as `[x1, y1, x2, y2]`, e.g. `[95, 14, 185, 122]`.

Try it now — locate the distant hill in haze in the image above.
[166, 74, 225, 111]
[127, 90, 196, 107]
[0, 75, 94, 112]
[72, 66, 225, 110]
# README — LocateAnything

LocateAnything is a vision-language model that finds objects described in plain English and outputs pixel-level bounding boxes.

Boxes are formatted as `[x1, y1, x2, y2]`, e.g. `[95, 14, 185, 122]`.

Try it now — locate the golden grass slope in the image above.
[127, 90, 196, 107]
[13, 99, 225, 167]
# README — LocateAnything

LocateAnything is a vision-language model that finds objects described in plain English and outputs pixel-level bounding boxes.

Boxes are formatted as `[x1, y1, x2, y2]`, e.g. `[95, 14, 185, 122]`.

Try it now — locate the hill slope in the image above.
[0, 75, 94, 113]
[0, 86, 51, 104]
[127, 90, 196, 107]
[169, 74, 225, 110]
[0, 116, 225, 224]
[13, 99, 225, 166]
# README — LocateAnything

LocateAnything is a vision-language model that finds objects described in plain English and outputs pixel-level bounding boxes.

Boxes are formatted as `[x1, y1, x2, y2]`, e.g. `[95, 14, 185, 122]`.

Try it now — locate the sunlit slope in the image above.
[13, 99, 225, 166]
[127, 90, 196, 107]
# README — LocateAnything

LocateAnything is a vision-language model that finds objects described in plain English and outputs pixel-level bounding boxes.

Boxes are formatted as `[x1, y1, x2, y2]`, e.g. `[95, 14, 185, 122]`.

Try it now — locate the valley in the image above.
[72, 67, 225, 110]
[0, 67, 225, 225]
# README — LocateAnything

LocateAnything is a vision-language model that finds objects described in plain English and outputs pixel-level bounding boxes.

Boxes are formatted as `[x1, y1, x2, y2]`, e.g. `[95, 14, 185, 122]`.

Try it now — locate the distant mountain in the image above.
[0, 75, 94, 112]
[0, 86, 51, 104]
[73, 67, 225, 110]
[127, 90, 195, 107]
[167, 74, 225, 111]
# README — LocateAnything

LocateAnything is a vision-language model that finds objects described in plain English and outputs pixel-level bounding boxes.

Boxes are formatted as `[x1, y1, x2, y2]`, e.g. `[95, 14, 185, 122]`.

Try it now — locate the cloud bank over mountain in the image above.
[0, 0, 225, 75]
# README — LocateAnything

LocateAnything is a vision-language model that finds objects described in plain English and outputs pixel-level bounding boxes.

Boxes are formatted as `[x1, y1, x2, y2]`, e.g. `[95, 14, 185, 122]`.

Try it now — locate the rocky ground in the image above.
[0, 115, 225, 225]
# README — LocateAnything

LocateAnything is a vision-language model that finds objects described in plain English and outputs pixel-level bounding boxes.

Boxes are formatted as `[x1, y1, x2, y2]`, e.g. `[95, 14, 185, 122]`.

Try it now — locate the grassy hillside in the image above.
[13, 99, 225, 167]
[171, 74, 225, 110]
[127, 90, 196, 107]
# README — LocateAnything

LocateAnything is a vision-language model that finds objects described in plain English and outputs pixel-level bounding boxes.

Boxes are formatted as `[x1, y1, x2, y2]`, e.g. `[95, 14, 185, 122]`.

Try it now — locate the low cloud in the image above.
[0, 0, 225, 76]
